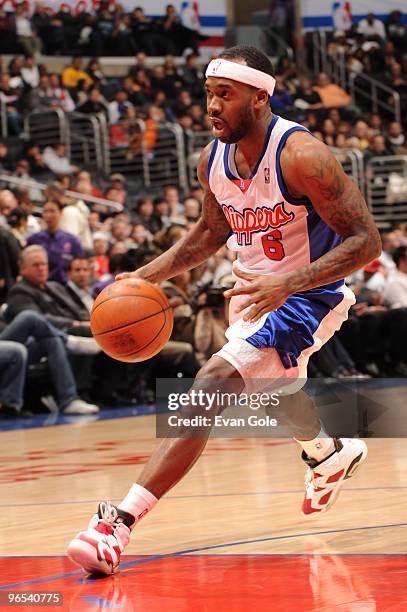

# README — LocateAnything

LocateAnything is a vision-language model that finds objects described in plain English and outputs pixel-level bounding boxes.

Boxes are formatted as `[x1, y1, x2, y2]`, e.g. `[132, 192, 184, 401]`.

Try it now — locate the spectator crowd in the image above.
[0, 2, 204, 57]
[0, 8, 406, 419]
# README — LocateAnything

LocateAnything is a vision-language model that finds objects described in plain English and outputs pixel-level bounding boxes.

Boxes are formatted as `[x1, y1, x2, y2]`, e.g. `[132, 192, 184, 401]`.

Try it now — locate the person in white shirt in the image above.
[358, 13, 386, 41]
[21, 56, 40, 89]
[15, 5, 41, 56]
[43, 143, 78, 175]
[384, 246, 407, 308]
[66, 257, 94, 313]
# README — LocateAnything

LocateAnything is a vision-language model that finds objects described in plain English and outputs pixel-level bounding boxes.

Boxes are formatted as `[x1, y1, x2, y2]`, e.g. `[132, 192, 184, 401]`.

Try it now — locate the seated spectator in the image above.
[0, 73, 23, 135]
[8, 207, 28, 249]
[66, 257, 94, 314]
[164, 185, 183, 217]
[364, 134, 392, 164]
[23, 142, 48, 176]
[0, 189, 17, 227]
[182, 53, 203, 99]
[386, 11, 407, 54]
[384, 246, 407, 309]
[387, 121, 406, 154]
[62, 57, 93, 89]
[0, 337, 31, 418]
[108, 90, 132, 124]
[93, 232, 110, 279]
[21, 55, 40, 88]
[86, 58, 107, 86]
[0, 224, 19, 303]
[327, 30, 350, 57]
[270, 76, 294, 113]
[15, 190, 41, 235]
[106, 174, 127, 205]
[28, 74, 55, 111]
[122, 76, 147, 107]
[0, 310, 99, 416]
[132, 197, 161, 234]
[49, 73, 75, 112]
[313, 72, 352, 109]
[0, 140, 14, 172]
[27, 201, 84, 284]
[294, 77, 323, 110]
[92, 252, 134, 297]
[358, 12, 386, 42]
[77, 86, 108, 115]
[15, 4, 42, 56]
[131, 223, 152, 249]
[43, 143, 78, 176]
[321, 118, 336, 147]
[6, 245, 91, 332]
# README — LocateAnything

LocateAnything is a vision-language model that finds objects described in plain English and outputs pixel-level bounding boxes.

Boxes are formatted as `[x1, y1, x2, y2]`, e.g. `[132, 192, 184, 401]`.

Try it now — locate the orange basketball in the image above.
[90, 279, 173, 362]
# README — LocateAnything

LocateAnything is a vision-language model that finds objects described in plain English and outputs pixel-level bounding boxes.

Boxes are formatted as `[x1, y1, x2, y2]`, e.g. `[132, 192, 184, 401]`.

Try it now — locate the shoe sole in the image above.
[67, 539, 116, 576]
[302, 444, 368, 517]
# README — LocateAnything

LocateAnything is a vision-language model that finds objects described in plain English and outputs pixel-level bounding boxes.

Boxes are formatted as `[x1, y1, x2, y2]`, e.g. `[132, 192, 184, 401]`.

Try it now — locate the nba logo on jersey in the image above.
[264, 168, 270, 183]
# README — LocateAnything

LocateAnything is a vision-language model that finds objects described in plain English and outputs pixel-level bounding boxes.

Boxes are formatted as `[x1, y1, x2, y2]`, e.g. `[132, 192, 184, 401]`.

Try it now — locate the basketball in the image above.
[90, 279, 173, 362]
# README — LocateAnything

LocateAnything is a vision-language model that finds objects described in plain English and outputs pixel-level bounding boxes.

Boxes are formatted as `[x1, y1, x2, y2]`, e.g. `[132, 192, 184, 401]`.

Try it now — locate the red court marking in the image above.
[0, 555, 406, 611]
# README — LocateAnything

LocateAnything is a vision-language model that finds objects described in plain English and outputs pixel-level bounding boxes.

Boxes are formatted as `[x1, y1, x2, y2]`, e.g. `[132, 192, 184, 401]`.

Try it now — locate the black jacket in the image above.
[6, 278, 89, 330]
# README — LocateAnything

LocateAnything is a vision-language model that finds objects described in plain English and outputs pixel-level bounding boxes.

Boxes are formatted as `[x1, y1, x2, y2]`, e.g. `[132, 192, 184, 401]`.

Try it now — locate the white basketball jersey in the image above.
[207, 114, 342, 288]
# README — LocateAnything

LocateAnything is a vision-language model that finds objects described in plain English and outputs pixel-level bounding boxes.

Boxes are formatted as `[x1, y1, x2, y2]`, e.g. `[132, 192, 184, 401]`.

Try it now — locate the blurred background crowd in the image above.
[0, 2, 406, 418]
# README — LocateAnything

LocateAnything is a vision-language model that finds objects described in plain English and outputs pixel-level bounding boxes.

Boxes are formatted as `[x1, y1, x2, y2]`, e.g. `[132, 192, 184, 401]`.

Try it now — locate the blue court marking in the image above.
[2, 484, 407, 509]
[0, 521, 406, 590]
[79, 596, 123, 608]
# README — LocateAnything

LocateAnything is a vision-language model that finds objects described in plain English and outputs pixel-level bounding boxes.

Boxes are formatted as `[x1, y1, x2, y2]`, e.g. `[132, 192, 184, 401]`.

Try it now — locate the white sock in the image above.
[296, 428, 335, 462]
[118, 483, 158, 528]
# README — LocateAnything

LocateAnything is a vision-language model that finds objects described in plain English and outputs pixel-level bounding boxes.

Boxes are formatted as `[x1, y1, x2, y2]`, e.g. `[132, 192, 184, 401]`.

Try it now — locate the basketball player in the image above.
[68, 46, 381, 574]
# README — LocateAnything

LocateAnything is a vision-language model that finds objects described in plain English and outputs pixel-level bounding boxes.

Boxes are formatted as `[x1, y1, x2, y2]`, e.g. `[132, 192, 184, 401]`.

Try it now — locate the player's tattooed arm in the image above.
[117, 142, 230, 283]
[281, 131, 381, 294]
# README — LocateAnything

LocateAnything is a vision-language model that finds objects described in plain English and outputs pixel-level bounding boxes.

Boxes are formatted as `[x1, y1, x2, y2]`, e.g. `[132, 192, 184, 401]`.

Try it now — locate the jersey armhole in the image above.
[206, 138, 218, 183]
[276, 127, 313, 207]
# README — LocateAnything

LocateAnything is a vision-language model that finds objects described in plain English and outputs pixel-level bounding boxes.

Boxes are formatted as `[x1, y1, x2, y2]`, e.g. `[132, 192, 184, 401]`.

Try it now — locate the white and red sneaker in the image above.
[67, 501, 134, 575]
[302, 438, 367, 516]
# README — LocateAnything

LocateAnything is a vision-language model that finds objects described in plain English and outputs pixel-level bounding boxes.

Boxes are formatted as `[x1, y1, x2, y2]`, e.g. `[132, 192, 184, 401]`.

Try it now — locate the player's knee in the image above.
[195, 356, 241, 384]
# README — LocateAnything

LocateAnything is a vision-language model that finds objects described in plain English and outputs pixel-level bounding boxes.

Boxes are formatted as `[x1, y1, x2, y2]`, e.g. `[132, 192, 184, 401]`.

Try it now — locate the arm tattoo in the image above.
[304, 153, 346, 202]
[284, 140, 381, 293]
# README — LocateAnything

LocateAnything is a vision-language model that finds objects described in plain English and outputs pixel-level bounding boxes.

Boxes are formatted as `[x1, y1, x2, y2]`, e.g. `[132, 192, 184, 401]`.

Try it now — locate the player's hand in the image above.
[115, 271, 142, 281]
[223, 267, 291, 322]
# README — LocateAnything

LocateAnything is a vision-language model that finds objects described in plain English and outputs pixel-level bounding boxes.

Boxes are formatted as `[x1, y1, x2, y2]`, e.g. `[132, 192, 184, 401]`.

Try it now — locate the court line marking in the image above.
[2, 485, 407, 508]
[0, 521, 406, 590]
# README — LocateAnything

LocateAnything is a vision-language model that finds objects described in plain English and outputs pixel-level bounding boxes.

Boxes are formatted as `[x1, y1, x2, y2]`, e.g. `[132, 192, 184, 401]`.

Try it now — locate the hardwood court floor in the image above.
[0, 393, 406, 611]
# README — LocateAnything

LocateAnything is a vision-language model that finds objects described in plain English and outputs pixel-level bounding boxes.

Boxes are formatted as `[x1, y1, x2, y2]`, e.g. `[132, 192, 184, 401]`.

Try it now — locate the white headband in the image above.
[205, 58, 276, 96]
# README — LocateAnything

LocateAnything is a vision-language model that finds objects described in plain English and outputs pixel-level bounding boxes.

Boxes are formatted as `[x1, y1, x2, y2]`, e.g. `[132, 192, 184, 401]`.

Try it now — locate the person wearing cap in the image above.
[363, 259, 386, 293]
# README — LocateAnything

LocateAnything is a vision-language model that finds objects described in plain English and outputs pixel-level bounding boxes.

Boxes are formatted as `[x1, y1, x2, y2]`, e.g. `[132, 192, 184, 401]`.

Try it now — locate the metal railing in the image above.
[23, 109, 67, 148]
[67, 112, 105, 171]
[366, 156, 407, 226]
[185, 130, 212, 187]
[0, 173, 123, 212]
[348, 72, 401, 124]
[332, 147, 366, 196]
[0, 93, 8, 137]
[102, 120, 188, 192]
[310, 31, 401, 123]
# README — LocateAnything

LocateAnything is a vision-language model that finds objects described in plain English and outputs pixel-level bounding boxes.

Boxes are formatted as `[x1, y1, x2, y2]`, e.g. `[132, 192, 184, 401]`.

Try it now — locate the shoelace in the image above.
[99, 501, 118, 527]
[304, 468, 321, 492]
